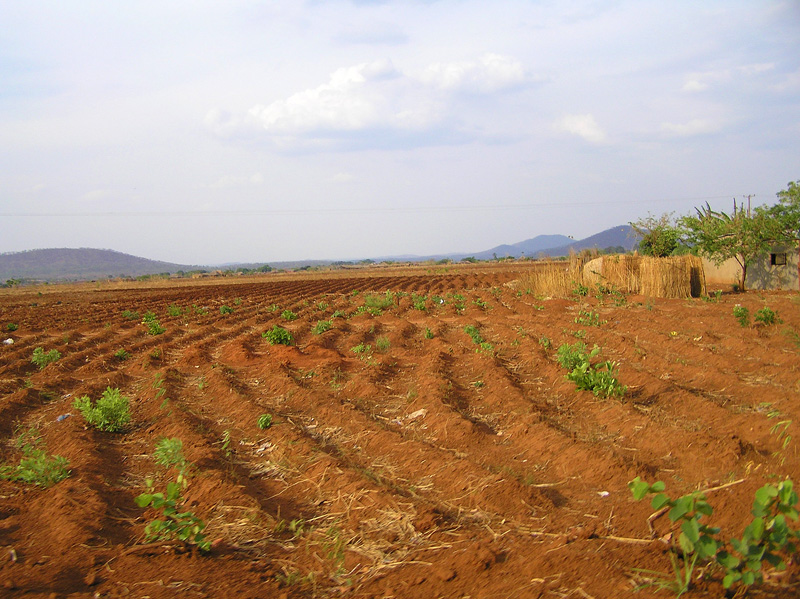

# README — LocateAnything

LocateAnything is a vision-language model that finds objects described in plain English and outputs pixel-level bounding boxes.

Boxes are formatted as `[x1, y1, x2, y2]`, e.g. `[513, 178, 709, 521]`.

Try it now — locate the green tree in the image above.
[630, 212, 680, 257]
[680, 201, 779, 291]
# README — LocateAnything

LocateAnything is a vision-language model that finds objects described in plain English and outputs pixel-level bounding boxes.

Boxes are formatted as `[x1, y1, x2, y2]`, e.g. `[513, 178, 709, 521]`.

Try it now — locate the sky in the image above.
[1, 0, 799, 265]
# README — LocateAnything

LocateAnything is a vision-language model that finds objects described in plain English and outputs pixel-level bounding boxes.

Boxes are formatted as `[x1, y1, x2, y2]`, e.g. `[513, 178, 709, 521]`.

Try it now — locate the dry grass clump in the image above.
[522, 253, 592, 297]
[639, 255, 706, 298]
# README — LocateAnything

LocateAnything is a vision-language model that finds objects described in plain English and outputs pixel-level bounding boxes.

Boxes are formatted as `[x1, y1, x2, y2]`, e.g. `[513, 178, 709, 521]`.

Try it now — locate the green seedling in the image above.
[281, 309, 298, 321]
[263, 325, 293, 345]
[219, 305, 234, 315]
[142, 311, 166, 335]
[0, 428, 70, 488]
[257, 413, 273, 429]
[166, 304, 183, 317]
[6, 323, 18, 331]
[733, 305, 750, 327]
[312, 320, 332, 335]
[114, 349, 130, 360]
[73, 387, 131, 432]
[31, 347, 61, 370]
[754, 306, 780, 326]
[122, 309, 139, 320]
[556, 342, 625, 398]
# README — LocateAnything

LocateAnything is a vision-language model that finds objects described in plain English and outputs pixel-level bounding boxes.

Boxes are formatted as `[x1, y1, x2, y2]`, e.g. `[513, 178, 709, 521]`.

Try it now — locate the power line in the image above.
[0, 194, 754, 217]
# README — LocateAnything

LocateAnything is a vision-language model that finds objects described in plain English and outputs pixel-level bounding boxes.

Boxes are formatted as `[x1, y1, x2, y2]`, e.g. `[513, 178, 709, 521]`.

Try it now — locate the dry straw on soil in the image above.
[522, 253, 706, 298]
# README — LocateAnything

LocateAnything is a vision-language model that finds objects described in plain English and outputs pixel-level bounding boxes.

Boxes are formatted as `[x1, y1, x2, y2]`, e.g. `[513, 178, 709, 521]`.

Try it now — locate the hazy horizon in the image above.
[2, 1, 798, 264]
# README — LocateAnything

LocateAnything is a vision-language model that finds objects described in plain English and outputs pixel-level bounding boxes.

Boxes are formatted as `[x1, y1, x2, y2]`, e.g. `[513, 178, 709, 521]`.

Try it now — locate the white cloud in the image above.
[331, 172, 355, 183]
[554, 114, 606, 143]
[660, 118, 720, 137]
[247, 60, 409, 135]
[421, 53, 527, 94]
[683, 63, 776, 92]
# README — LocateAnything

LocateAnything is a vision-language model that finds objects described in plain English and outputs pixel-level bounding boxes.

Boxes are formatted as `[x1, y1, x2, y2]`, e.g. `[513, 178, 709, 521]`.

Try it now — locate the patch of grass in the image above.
[263, 325, 293, 346]
[31, 347, 61, 370]
[364, 292, 394, 310]
[0, 428, 70, 488]
[166, 304, 183, 317]
[73, 387, 131, 432]
[376, 336, 390, 352]
[122, 309, 139, 320]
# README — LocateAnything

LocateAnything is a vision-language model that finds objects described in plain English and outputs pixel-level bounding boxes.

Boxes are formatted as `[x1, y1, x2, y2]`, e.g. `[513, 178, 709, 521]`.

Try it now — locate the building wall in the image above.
[702, 244, 799, 290]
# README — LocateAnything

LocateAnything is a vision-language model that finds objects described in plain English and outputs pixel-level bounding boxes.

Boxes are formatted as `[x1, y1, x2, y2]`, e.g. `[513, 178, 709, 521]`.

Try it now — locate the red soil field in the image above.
[1, 265, 799, 598]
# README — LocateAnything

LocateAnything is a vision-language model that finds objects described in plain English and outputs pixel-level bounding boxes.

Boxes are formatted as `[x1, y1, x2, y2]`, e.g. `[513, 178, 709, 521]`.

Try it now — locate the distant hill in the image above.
[0, 248, 198, 282]
[535, 225, 637, 257]
[472, 234, 574, 260]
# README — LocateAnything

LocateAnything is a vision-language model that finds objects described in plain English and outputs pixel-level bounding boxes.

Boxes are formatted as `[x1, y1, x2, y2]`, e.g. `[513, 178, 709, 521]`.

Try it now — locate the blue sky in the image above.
[1, 1, 798, 265]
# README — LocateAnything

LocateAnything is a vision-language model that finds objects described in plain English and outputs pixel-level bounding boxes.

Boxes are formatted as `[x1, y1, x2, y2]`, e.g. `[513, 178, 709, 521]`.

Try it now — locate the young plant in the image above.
[556, 342, 625, 398]
[375, 336, 390, 352]
[733, 305, 750, 327]
[114, 348, 130, 360]
[424, 327, 434, 339]
[219, 305, 234, 315]
[73, 387, 131, 432]
[281, 309, 298, 321]
[574, 309, 606, 327]
[6, 323, 18, 331]
[754, 306, 780, 326]
[263, 325, 293, 346]
[312, 320, 332, 335]
[411, 294, 428, 311]
[364, 292, 394, 310]
[257, 413, 273, 429]
[0, 428, 70, 488]
[166, 304, 183, 317]
[31, 347, 61, 370]
[142, 311, 166, 335]
[122, 309, 139, 320]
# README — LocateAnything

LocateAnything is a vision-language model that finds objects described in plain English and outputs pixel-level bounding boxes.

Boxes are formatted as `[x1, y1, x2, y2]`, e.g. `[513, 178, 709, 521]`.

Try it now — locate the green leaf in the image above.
[628, 477, 650, 501]
[669, 496, 693, 522]
[681, 518, 700, 544]
[695, 535, 717, 559]
[651, 492, 671, 510]
[135, 493, 154, 507]
[717, 551, 740, 569]
[678, 531, 695, 554]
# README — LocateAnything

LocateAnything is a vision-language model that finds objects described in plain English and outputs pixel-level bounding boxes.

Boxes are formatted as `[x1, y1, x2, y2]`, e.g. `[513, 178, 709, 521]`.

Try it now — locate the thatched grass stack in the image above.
[522, 253, 705, 298]
[639, 255, 706, 298]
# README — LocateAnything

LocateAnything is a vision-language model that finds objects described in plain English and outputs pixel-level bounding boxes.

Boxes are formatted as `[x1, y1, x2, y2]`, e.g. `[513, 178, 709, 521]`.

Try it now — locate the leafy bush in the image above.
[556, 342, 625, 398]
[219, 305, 234, 315]
[281, 309, 298, 321]
[733, 305, 750, 327]
[257, 413, 273, 429]
[312, 320, 332, 335]
[0, 429, 70, 488]
[73, 387, 131, 432]
[262, 325, 293, 346]
[31, 347, 61, 370]
[754, 306, 780, 326]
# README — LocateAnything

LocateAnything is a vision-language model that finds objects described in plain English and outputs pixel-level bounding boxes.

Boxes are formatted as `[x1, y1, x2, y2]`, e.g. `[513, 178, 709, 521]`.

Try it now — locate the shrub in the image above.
[262, 325, 293, 346]
[312, 320, 332, 335]
[0, 428, 70, 488]
[257, 413, 273, 429]
[73, 387, 131, 432]
[31, 347, 61, 370]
